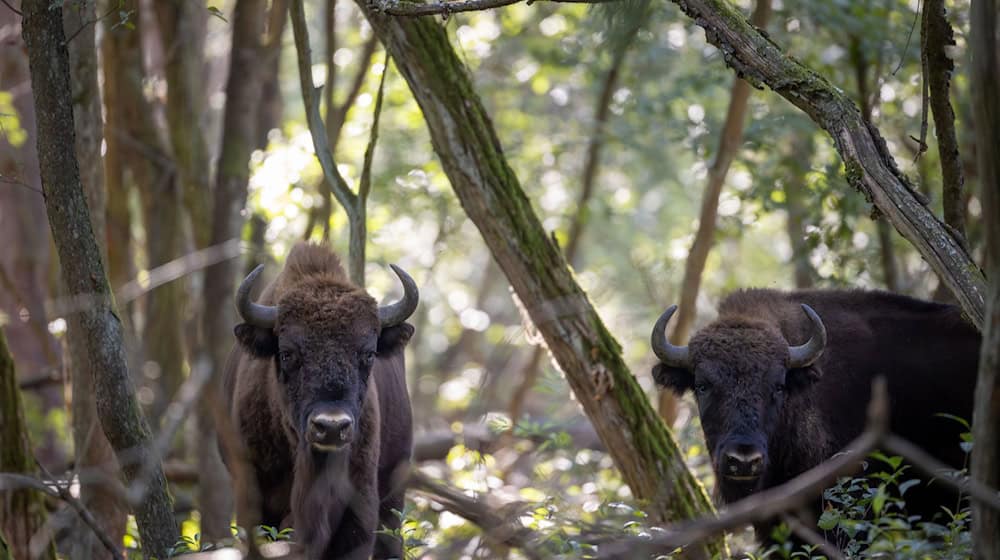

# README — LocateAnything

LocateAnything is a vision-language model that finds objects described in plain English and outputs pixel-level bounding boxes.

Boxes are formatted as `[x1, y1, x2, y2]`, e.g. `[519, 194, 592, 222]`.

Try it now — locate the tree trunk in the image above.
[783, 140, 817, 290]
[663, 0, 987, 328]
[660, 0, 771, 425]
[257, 0, 289, 150]
[155, 0, 211, 249]
[923, 0, 966, 243]
[20, 2, 179, 557]
[849, 34, 899, 293]
[970, 1, 1000, 557]
[0, 327, 55, 560]
[0, 2, 64, 470]
[198, 0, 268, 541]
[63, 3, 128, 557]
[354, 7, 724, 555]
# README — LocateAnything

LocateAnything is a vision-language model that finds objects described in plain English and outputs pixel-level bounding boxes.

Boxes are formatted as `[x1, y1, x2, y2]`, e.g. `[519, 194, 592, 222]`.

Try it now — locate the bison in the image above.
[650, 289, 982, 542]
[223, 243, 418, 559]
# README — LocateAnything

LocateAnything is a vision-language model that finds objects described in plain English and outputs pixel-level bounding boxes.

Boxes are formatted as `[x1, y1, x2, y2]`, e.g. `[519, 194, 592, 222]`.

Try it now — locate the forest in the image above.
[0, 0, 998, 558]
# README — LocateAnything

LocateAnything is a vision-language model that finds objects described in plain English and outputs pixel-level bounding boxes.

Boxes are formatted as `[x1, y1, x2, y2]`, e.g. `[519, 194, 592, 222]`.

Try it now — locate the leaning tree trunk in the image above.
[970, 1, 1000, 557]
[662, 0, 771, 425]
[354, 6, 724, 557]
[0, 327, 55, 560]
[655, 0, 988, 328]
[63, 3, 128, 558]
[20, 2, 180, 558]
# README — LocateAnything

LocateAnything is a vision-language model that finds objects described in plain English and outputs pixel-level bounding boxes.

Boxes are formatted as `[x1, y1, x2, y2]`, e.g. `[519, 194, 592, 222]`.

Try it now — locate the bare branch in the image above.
[0, 473, 122, 559]
[882, 434, 1000, 512]
[372, 0, 615, 17]
[409, 470, 544, 559]
[289, 0, 358, 214]
[596, 379, 889, 558]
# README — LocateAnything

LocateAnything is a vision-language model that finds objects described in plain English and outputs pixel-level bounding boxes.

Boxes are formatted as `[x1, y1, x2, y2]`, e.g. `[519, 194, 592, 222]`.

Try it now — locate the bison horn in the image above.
[787, 304, 827, 368]
[235, 264, 278, 329]
[378, 264, 419, 328]
[650, 305, 691, 369]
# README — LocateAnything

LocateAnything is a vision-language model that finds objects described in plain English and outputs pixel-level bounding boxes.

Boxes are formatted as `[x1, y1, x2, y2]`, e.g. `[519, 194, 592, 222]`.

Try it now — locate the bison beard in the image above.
[650, 288, 983, 546]
[222, 243, 417, 559]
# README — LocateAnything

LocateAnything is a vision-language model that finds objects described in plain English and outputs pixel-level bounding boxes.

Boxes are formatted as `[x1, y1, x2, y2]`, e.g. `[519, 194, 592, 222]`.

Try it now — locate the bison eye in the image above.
[774, 383, 786, 395]
[694, 382, 711, 396]
[361, 351, 376, 368]
[278, 350, 298, 369]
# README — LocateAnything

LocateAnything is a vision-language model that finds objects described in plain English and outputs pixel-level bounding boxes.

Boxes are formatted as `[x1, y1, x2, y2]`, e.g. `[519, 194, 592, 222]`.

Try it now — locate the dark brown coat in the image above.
[652, 289, 983, 541]
[222, 243, 414, 559]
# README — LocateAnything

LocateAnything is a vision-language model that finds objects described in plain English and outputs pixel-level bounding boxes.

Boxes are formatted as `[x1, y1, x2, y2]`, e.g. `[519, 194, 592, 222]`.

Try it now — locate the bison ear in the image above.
[652, 363, 694, 395]
[234, 323, 278, 358]
[377, 322, 414, 356]
[786, 365, 822, 392]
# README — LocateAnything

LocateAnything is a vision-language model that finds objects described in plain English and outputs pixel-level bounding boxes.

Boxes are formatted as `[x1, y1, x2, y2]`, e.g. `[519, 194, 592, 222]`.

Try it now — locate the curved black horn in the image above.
[650, 305, 691, 369]
[378, 265, 419, 328]
[236, 265, 278, 329]
[787, 304, 827, 368]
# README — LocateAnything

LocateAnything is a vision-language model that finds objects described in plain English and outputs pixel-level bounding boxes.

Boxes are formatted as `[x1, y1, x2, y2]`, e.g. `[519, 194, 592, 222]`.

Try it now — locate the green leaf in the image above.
[817, 509, 840, 530]
[207, 6, 228, 22]
[872, 484, 887, 516]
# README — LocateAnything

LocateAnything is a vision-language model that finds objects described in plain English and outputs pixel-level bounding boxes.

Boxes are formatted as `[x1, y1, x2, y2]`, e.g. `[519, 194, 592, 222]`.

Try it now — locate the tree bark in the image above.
[923, 0, 966, 243]
[257, 0, 289, 150]
[355, 7, 723, 555]
[663, 0, 987, 328]
[64, 2, 128, 557]
[970, 1, 1000, 557]
[783, 140, 817, 290]
[849, 34, 899, 292]
[155, 0, 211, 249]
[0, 2, 64, 469]
[20, 2, 179, 557]
[198, 0, 268, 541]
[0, 327, 55, 560]
[660, 0, 771, 424]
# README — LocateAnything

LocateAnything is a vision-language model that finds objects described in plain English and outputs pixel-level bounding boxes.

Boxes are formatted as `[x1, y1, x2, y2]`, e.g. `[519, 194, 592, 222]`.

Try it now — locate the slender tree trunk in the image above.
[783, 140, 817, 289]
[970, 1, 1000, 557]
[257, 0, 289, 150]
[355, 7, 724, 554]
[849, 35, 900, 292]
[198, 0, 268, 540]
[155, 0, 211, 249]
[660, 0, 771, 425]
[511, 20, 637, 430]
[0, 2, 64, 470]
[20, 2, 179, 556]
[64, 3, 128, 557]
[923, 0, 966, 244]
[0, 328, 55, 560]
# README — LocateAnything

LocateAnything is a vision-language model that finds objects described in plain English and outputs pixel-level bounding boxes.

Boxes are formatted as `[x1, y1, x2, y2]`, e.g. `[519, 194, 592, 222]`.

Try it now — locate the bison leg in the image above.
[373, 489, 405, 559]
[324, 493, 379, 560]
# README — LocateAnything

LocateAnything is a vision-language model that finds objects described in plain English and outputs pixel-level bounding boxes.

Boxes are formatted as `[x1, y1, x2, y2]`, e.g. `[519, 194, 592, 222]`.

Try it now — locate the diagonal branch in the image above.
[289, 0, 358, 214]
[372, 0, 616, 17]
[665, 0, 986, 329]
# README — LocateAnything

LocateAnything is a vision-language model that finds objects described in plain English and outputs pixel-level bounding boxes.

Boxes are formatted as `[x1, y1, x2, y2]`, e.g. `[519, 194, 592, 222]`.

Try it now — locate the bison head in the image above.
[233, 265, 418, 454]
[650, 304, 826, 500]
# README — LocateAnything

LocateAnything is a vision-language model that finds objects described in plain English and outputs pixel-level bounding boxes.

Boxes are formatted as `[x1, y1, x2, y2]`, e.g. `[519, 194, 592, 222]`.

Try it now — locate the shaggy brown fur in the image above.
[654, 288, 984, 543]
[222, 243, 413, 559]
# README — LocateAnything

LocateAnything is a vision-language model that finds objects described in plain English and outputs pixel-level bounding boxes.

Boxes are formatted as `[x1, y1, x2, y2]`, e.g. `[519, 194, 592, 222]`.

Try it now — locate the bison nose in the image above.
[307, 412, 354, 450]
[722, 444, 764, 480]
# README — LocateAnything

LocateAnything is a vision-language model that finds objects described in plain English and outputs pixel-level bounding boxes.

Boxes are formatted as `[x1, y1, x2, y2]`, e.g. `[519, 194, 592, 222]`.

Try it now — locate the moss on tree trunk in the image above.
[353, 6, 724, 558]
